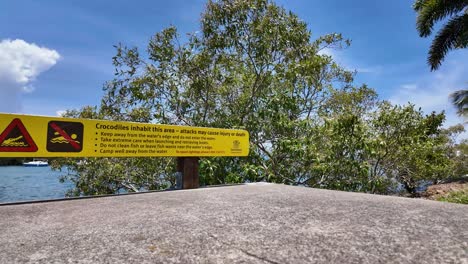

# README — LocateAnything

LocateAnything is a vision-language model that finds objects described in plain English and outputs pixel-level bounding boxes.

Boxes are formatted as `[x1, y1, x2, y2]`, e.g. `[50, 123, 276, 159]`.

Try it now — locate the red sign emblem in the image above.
[47, 121, 83, 152]
[0, 118, 38, 152]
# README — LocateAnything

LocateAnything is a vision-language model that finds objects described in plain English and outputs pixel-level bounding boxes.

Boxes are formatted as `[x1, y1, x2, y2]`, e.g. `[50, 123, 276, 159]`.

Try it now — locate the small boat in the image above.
[23, 160, 49, 167]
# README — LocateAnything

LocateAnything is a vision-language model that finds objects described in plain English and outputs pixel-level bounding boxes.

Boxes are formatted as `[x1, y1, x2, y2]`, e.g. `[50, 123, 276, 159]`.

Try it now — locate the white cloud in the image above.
[56, 110, 66, 117]
[390, 67, 463, 112]
[389, 59, 467, 132]
[318, 48, 381, 74]
[400, 84, 418, 91]
[355, 66, 382, 74]
[0, 39, 60, 113]
[317, 47, 335, 57]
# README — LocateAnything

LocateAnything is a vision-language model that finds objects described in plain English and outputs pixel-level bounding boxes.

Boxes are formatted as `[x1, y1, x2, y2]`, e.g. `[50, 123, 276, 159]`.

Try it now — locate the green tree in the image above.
[413, 0, 468, 71]
[55, 0, 357, 195]
[441, 124, 468, 178]
[453, 139, 468, 176]
[370, 103, 451, 194]
[100, 0, 359, 187]
[300, 86, 381, 192]
[55, 0, 459, 197]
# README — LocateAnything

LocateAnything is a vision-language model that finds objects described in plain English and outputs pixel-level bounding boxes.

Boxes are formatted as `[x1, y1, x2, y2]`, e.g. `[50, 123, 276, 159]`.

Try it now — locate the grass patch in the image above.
[437, 189, 468, 205]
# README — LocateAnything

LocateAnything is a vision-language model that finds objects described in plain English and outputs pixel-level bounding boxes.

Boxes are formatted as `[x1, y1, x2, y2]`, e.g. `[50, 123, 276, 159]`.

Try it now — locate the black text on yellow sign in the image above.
[0, 113, 249, 157]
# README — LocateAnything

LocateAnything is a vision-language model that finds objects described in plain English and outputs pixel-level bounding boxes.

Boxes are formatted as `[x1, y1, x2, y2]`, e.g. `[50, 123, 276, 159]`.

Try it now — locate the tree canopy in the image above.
[53, 0, 466, 197]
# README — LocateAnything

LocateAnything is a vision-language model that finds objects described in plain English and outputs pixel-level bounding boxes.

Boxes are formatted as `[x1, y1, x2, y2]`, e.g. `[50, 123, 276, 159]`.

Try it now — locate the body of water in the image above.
[0, 166, 71, 203]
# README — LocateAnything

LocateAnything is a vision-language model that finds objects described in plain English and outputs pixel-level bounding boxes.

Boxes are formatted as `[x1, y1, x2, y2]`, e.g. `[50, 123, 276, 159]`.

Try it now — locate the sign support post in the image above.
[177, 157, 199, 189]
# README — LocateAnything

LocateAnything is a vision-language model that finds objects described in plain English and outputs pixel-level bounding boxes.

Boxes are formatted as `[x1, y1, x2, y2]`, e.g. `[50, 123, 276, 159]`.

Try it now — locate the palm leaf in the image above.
[450, 89, 468, 116]
[415, 0, 467, 37]
[428, 14, 468, 70]
[413, 0, 429, 11]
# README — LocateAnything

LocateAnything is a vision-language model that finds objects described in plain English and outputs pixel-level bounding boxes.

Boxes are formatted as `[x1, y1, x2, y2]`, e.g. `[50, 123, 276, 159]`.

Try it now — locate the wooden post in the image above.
[176, 157, 199, 189]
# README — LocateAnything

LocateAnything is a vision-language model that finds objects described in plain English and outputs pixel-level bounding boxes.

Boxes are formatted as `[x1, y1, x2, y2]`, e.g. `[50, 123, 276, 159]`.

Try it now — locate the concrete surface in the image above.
[0, 183, 467, 263]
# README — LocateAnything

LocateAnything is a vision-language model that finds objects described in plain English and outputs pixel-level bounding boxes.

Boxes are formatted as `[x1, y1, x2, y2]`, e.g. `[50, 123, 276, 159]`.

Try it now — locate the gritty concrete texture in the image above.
[0, 183, 467, 264]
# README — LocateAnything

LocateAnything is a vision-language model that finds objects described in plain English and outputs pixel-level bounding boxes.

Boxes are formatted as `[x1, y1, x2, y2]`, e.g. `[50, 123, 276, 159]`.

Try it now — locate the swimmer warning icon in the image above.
[47, 121, 83, 152]
[0, 118, 38, 152]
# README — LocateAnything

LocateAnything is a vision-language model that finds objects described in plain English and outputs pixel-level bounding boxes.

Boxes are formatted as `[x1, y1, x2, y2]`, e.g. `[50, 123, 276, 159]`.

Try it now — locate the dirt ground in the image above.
[422, 178, 468, 200]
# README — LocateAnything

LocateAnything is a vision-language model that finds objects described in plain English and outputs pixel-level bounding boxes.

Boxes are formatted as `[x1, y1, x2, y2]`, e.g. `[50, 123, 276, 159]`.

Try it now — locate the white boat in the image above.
[23, 160, 49, 167]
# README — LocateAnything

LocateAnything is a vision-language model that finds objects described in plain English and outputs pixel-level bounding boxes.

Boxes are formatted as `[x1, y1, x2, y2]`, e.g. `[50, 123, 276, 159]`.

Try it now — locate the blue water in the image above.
[0, 166, 72, 203]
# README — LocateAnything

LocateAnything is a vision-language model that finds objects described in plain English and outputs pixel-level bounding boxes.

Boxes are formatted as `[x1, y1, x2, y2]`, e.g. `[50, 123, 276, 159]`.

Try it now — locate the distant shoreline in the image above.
[0, 159, 24, 166]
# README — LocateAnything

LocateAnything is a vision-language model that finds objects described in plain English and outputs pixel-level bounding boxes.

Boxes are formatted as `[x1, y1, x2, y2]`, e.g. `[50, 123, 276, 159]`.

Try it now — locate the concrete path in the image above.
[0, 183, 467, 263]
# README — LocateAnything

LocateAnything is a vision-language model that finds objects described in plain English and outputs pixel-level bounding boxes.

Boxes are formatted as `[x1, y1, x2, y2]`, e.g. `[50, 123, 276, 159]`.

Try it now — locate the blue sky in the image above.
[0, 0, 466, 132]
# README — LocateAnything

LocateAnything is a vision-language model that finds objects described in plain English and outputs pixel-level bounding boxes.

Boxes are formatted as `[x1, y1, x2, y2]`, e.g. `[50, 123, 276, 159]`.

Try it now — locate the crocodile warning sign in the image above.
[0, 118, 38, 152]
[0, 113, 249, 158]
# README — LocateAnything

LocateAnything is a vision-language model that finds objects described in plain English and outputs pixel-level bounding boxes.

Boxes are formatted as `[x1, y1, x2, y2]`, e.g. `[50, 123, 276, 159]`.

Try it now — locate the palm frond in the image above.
[413, 0, 430, 11]
[450, 89, 468, 116]
[415, 0, 467, 37]
[428, 14, 468, 70]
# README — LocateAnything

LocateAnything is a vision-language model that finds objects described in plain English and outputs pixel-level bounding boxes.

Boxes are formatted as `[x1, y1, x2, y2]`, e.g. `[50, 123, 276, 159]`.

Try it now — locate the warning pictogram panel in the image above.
[47, 121, 83, 152]
[0, 118, 38, 152]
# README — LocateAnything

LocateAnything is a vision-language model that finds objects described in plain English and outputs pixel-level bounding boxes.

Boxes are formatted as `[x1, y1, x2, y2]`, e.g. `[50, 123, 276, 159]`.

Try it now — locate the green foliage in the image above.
[51, 107, 176, 196]
[54, 0, 466, 197]
[368, 103, 453, 194]
[437, 189, 468, 204]
[52, 157, 174, 196]
[442, 125, 468, 178]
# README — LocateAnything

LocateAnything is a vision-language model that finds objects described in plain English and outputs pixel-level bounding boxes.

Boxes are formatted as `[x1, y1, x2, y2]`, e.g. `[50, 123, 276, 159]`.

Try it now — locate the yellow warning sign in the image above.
[0, 113, 249, 158]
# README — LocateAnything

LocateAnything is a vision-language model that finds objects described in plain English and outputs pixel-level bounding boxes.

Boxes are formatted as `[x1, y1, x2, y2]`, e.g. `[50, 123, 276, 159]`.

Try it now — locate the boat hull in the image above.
[23, 161, 48, 167]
